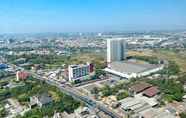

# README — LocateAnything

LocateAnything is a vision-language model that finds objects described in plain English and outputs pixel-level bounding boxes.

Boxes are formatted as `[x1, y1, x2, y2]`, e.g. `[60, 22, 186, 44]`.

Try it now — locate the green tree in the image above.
[95, 69, 106, 77]
[116, 91, 129, 100]
[167, 61, 180, 75]
[147, 79, 184, 102]
[180, 113, 186, 118]
[0, 107, 7, 117]
[101, 85, 112, 97]
[91, 87, 99, 94]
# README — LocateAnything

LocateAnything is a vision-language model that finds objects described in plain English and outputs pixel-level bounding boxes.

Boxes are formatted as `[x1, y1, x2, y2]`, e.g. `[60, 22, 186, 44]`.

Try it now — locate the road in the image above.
[31, 72, 122, 118]
[7, 63, 122, 118]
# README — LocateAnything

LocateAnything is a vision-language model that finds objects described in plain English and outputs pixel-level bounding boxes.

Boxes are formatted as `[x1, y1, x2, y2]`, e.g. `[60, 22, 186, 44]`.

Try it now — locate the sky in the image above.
[0, 0, 186, 33]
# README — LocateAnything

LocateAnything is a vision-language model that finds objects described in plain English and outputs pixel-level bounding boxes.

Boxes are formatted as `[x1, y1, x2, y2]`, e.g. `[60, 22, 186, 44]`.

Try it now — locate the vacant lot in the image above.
[128, 49, 186, 72]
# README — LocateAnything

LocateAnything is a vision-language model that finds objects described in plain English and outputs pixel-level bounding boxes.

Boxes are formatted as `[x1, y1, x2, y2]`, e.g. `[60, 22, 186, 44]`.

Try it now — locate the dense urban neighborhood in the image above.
[0, 31, 186, 118]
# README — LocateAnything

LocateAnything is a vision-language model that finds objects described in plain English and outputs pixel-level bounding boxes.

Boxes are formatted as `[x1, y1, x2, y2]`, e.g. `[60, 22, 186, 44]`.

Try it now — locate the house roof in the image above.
[39, 96, 52, 104]
[0, 64, 8, 69]
[130, 82, 152, 93]
[143, 86, 160, 97]
[17, 71, 29, 80]
[38, 93, 52, 105]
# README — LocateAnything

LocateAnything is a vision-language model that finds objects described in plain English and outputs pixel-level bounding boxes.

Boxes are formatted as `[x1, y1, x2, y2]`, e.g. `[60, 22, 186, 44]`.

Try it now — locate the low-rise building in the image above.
[53, 112, 76, 118]
[129, 82, 160, 98]
[16, 71, 30, 81]
[53, 107, 99, 118]
[129, 82, 152, 95]
[104, 61, 164, 79]
[4, 98, 26, 118]
[30, 93, 52, 108]
[138, 108, 177, 118]
[143, 86, 160, 97]
[120, 97, 152, 113]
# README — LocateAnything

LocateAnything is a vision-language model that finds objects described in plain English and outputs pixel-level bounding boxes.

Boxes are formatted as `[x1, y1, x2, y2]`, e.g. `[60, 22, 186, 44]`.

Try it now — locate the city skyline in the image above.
[0, 0, 186, 33]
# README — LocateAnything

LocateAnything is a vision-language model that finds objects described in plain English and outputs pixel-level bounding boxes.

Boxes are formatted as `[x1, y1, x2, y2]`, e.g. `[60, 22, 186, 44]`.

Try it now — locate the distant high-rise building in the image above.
[107, 38, 127, 63]
[97, 33, 102, 36]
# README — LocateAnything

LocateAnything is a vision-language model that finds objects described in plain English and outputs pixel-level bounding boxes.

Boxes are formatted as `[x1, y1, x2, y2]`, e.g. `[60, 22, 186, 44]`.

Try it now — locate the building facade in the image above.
[107, 38, 127, 63]
[68, 62, 94, 82]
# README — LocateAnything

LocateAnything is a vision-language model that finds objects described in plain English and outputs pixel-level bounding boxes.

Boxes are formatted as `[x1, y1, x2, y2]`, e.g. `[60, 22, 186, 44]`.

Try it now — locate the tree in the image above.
[0, 107, 7, 117]
[101, 85, 112, 97]
[95, 69, 106, 77]
[17, 94, 29, 103]
[91, 87, 99, 95]
[167, 61, 180, 75]
[180, 113, 186, 118]
[147, 79, 184, 102]
[116, 91, 129, 100]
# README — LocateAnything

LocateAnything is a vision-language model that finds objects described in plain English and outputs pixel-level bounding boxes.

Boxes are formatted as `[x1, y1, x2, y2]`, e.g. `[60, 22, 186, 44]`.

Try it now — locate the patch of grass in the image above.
[128, 49, 186, 72]
[153, 49, 186, 72]
[48, 90, 61, 102]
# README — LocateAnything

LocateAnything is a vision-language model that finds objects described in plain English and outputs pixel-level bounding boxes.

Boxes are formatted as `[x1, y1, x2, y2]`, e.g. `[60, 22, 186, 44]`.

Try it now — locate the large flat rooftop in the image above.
[110, 61, 161, 74]
[104, 59, 164, 79]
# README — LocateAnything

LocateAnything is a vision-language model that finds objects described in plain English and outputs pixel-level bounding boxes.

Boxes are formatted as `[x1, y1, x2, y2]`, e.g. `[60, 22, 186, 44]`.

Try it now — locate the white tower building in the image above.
[107, 38, 127, 64]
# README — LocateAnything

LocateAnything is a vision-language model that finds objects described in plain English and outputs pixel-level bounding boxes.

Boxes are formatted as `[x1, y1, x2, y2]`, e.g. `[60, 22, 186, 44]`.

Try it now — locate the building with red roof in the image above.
[129, 82, 152, 95]
[16, 71, 30, 81]
[143, 86, 160, 97]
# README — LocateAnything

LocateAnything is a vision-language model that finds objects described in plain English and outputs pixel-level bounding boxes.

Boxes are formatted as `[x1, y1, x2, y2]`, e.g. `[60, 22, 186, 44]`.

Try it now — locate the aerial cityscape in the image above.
[0, 0, 186, 118]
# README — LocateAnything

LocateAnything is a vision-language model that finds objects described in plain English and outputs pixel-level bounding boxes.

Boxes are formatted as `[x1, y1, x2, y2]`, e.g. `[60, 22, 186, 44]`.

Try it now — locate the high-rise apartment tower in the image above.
[107, 38, 127, 63]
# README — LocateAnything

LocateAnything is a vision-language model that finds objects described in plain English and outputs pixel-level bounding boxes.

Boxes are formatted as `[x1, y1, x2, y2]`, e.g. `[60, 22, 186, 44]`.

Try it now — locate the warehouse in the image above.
[104, 61, 164, 79]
